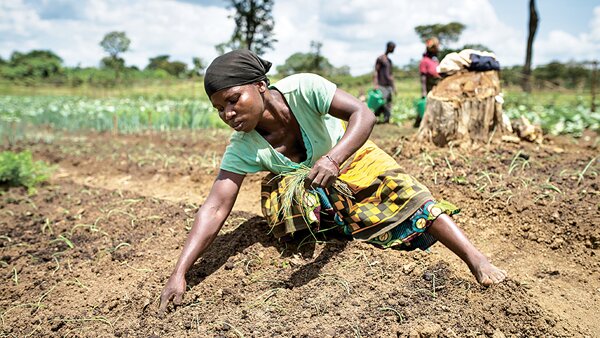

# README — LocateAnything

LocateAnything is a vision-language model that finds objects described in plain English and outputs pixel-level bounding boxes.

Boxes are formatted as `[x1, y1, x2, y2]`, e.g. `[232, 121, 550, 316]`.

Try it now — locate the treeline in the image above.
[500, 62, 594, 90]
[0, 45, 351, 88]
[0, 48, 594, 90]
[0, 49, 205, 87]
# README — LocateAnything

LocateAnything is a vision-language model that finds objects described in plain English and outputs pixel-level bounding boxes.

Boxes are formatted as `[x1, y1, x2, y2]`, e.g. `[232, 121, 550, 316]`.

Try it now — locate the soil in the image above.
[1, 125, 599, 337]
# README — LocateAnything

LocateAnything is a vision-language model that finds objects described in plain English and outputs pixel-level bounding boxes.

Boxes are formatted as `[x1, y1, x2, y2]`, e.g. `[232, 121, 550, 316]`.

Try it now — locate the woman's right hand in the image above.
[158, 272, 187, 315]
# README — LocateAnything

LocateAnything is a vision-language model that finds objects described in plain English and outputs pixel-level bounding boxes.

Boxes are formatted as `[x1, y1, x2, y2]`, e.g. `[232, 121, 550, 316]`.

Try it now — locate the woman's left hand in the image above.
[305, 156, 339, 189]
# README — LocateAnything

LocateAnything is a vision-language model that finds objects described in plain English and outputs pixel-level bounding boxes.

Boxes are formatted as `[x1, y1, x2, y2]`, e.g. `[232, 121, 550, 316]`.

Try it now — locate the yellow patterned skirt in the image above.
[260, 141, 459, 250]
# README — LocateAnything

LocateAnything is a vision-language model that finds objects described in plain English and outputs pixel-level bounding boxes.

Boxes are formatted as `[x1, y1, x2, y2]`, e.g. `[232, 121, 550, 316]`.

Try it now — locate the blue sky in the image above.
[1, 0, 598, 75]
[490, 0, 595, 38]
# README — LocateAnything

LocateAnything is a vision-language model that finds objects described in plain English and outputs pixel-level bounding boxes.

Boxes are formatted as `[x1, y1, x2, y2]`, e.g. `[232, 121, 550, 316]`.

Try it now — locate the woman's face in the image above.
[210, 82, 266, 133]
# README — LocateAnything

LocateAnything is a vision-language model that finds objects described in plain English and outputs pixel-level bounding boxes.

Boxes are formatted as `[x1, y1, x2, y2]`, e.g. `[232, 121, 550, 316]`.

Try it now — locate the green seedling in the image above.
[248, 288, 284, 313]
[444, 156, 453, 172]
[318, 273, 351, 295]
[484, 189, 513, 203]
[353, 323, 362, 338]
[70, 223, 109, 237]
[121, 198, 144, 205]
[508, 150, 530, 175]
[112, 242, 131, 252]
[106, 209, 136, 220]
[422, 152, 435, 167]
[191, 314, 201, 333]
[475, 183, 488, 193]
[123, 261, 153, 273]
[51, 255, 60, 275]
[49, 234, 74, 249]
[12, 267, 18, 286]
[477, 171, 495, 184]
[59, 316, 114, 330]
[0, 284, 57, 325]
[0, 235, 11, 242]
[69, 278, 88, 290]
[451, 176, 468, 185]
[541, 183, 562, 194]
[378, 307, 404, 322]
[41, 218, 54, 235]
[577, 156, 598, 185]
[220, 321, 244, 338]
[243, 253, 263, 275]
[519, 177, 534, 188]
[24, 198, 38, 210]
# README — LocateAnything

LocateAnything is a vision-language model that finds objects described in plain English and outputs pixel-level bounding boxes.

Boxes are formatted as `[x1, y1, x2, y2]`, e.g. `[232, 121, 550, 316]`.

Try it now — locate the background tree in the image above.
[190, 57, 206, 77]
[276, 41, 349, 77]
[99, 31, 130, 77]
[310, 41, 323, 72]
[414, 22, 476, 60]
[414, 22, 466, 47]
[218, 0, 276, 55]
[522, 0, 539, 93]
[146, 55, 188, 78]
[100, 56, 125, 70]
[0, 50, 63, 83]
[100, 31, 131, 60]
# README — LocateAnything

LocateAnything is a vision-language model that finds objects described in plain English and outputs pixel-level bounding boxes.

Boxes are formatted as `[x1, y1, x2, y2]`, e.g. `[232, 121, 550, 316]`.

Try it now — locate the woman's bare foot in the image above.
[427, 214, 507, 286]
[470, 256, 507, 286]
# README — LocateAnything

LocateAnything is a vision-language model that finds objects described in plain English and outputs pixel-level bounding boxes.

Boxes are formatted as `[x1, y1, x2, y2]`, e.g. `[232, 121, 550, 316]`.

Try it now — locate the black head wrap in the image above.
[204, 49, 272, 98]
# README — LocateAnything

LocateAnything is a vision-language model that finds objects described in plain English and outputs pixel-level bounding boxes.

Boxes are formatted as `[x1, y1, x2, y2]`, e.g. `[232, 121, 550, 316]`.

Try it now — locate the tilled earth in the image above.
[1, 125, 599, 337]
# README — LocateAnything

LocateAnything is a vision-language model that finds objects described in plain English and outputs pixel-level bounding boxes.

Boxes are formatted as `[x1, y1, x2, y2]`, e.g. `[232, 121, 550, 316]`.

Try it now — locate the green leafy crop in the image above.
[0, 150, 54, 193]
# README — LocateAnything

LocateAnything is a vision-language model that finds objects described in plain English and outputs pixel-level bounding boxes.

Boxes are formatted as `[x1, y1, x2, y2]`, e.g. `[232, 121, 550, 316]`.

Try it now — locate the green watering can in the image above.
[414, 97, 426, 118]
[366, 88, 385, 112]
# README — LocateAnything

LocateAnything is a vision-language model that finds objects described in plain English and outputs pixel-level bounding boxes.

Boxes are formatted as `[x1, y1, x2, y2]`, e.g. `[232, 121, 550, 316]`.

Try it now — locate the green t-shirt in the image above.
[220, 73, 345, 175]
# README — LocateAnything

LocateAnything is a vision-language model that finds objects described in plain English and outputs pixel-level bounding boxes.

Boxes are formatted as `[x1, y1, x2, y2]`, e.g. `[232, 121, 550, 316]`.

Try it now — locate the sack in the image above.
[367, 88, 385, 112]
[468, 54, 500, 71]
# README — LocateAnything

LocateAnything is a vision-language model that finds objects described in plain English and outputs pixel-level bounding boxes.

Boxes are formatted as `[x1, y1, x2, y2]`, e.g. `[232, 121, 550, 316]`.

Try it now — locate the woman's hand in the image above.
[158, 272, 187, 315]
[157, 170, 243, 315]
[305, 155, 339, 189]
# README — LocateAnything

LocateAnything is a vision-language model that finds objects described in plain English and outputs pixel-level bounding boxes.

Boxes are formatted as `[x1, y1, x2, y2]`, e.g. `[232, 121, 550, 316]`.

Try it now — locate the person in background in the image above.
[417, 37, 442, 127]
[373, 41, 396, 124]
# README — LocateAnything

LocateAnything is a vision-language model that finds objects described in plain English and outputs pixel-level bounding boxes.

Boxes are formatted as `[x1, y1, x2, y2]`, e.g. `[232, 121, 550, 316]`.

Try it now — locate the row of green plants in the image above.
[0, 95, 227, 142]
[502, 94, 599, 136]
[0, 93, 597, 142]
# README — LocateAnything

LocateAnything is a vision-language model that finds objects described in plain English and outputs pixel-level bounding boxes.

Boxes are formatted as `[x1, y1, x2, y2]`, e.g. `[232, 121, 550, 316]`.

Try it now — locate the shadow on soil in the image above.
[185, 215, 350, 290]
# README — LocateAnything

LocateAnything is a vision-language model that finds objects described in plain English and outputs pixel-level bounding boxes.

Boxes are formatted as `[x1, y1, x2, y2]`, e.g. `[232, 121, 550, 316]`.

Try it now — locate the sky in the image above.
[0, 0, 598, 76]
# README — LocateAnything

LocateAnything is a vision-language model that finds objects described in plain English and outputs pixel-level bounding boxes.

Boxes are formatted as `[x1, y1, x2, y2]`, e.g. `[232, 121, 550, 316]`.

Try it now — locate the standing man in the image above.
[373, 41, 396, 124]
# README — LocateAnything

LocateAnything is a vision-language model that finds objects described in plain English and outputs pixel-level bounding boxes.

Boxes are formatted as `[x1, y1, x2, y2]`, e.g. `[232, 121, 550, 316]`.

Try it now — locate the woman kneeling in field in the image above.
[159, 49, 506, 312]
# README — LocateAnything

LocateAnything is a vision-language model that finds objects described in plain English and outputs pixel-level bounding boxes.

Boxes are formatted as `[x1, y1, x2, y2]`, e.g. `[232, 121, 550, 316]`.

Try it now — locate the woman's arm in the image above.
[159, 169, 245, 313]
[305, 88, 376, 188]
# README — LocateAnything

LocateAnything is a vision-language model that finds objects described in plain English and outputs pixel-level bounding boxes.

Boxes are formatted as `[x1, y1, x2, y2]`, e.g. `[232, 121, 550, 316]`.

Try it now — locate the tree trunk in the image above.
[416, 70, 510, 147]
[522, 0, 539, 93]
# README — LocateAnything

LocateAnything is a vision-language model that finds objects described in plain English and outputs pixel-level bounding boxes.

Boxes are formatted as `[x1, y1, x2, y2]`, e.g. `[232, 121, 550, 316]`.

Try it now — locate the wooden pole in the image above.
[522, 0, 539, 93]
[147, 110, 152, 131]
[112, 114, 118, 135]
[591, 60, 597, 113]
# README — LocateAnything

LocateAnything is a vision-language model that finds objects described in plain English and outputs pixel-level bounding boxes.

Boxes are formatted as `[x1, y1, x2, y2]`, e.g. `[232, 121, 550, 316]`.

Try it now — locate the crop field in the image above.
[0, 85, 599, 337]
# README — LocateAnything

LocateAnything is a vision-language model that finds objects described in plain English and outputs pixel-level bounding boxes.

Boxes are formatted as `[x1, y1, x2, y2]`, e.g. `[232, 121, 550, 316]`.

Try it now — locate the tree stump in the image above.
[416, 70, 510, 146]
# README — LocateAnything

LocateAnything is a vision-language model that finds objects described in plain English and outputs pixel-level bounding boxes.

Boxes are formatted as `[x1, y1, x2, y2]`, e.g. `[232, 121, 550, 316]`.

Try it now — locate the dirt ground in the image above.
[1, 125, 599, 337]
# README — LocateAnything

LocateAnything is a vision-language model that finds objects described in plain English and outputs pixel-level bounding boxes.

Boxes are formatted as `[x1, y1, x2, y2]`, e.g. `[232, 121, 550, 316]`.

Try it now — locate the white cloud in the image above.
[268, 0, 527, 74]
[0, 0, 233, 67]
[0, 0, 597, 75]
[533, 5, 600, 64]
